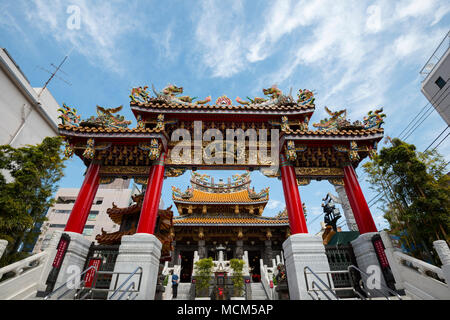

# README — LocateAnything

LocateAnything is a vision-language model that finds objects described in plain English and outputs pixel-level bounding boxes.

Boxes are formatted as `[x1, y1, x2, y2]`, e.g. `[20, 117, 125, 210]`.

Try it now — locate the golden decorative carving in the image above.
[295, 167, 344, 176]
[328, 178, 345, 186]
[134, 177, 148, 185]
[297, 178, 311, 186]
[83, 138, 95, 160]
[100, 166, 150, 175]
[99, 177, 115, 184]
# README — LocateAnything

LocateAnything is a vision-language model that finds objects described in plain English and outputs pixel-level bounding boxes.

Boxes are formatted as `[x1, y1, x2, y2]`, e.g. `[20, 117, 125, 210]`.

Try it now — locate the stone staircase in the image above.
[250, 282, 269, 300]
[172, 283, 192, 300]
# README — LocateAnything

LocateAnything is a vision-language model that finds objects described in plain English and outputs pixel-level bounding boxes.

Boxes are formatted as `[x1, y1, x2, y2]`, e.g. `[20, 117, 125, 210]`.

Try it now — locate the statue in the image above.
[322, 194, 342, 231]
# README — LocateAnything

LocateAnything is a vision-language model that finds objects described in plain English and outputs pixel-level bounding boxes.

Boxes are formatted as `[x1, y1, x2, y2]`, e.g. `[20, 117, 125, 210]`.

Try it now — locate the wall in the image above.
[33, 186, 133, 253]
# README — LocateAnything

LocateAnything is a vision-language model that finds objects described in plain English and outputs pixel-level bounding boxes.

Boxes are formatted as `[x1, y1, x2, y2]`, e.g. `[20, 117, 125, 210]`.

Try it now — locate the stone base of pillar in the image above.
[38, 231, 91, 298]
[109, 233, 162, 300]
[351, 232, 389, 297]
[282, 233, 335, 300]
[55, 232, 91, 299]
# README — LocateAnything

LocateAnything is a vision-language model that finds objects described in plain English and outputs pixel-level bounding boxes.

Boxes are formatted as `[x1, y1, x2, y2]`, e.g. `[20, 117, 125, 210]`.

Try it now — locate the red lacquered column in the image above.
[343, 165, 377, 234]
[280, 154, 308, 234]
[136, 152, 166, 234]
[64, 162, 101, 234]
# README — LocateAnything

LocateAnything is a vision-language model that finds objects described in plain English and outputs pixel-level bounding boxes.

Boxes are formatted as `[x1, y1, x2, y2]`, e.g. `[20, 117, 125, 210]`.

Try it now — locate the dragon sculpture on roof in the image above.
[58, 103, 81, 127]
[236, 85, 296, 106]
[151, 84, 211, 105]
[313, 106, 386, 131]
[80, 105, 132, 129]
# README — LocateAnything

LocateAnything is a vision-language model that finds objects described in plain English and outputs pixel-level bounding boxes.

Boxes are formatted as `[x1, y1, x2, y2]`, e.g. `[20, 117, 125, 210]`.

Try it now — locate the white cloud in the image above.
[23, 0, 146, 74]
[266, 199, 284, 210]
[194, 0, 247, 78]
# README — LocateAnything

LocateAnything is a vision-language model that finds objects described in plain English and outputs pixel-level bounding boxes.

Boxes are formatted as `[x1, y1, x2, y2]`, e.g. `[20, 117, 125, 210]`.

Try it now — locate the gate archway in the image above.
[58, 84, 385, 239]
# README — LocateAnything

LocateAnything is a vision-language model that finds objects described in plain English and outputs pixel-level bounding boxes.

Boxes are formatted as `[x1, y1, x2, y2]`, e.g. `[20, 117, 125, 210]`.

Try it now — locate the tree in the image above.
[0, 136, 65, 266]
[194, 257, 214, 297]
[363, 138, 450, 264]
[229, 258, 245, 297]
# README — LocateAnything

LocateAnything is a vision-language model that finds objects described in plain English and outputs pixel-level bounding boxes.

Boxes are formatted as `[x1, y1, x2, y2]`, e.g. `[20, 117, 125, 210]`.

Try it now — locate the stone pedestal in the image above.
[282, 233, 335, 300]
[0, 239, 8, 259]
[198, 240, 206, 259]
[38, 231, 91, 298]
[264, 240, 273, 266]
[235, 240, 244, 259]
[49, 232, 91, 299]
[351, 232, 389, 296]
[110, 233, 162, 300]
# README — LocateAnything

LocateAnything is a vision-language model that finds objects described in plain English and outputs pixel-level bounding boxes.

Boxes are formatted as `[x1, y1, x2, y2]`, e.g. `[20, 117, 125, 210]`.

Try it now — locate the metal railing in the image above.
[109, 267, 142, 300]
[303, 266, 339, 300]
[420, 30, 450, 81]
[75, 267, 143, 300]
[44, 265, 98, 300]
[347, 265, 402, 300]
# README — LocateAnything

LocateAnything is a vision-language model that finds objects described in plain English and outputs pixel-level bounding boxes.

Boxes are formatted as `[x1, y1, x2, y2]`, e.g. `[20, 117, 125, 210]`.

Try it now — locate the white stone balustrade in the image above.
[260, 259, 276, 300]
[381, 231, 450, 300]
[0, 251, 48, 281]
[0, 240, 7, 259]
[0, 251, 50, 300]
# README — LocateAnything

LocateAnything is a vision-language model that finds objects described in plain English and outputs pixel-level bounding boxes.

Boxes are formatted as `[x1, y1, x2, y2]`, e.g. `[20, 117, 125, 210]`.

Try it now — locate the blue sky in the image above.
[1, 0, 449, 234]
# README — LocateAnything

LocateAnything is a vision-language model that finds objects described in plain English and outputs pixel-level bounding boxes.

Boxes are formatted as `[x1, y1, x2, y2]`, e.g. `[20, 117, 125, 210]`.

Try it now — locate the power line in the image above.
[401, 85, 450, 141]
[358, 87, 450, 183]
[424, 125, 450, 152]
[431, 129, 450, 152]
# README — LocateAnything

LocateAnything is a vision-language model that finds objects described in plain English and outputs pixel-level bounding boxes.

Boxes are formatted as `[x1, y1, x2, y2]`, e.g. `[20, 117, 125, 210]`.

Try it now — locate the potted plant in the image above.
[194, 257, 214, 299]
[229, 258, 245, 299]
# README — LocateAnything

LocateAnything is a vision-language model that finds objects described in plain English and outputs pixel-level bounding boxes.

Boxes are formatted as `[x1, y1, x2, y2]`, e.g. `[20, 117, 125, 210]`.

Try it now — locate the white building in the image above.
[420, 30, 450, 126]
[32, 179, 134, 253]
[0, 48, 59, 147]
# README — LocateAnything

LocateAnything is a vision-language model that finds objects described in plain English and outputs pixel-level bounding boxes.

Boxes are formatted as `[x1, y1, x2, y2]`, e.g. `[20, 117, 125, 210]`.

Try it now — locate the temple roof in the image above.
[130, 99, 314, 115]
[129, 85, 315, 117]
[173, 189, 268, 204]
[106, 194, 143, 224]
[282, 127, 384, 138]
[172, 172, 269, 205]
[173, 216, 289, 227]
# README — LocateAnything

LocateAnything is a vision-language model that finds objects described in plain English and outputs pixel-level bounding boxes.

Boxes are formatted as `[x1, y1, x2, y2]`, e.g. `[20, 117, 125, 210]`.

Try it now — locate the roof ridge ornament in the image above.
[236, 85, 298, 107]
[80, 105, 132, 129]
[313, 106, 386, 131]
[58, 103, 81, 127]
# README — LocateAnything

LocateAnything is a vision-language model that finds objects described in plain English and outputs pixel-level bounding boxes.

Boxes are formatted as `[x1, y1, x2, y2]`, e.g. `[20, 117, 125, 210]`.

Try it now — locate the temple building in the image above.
[92, 171, 289, 284]
[171, 171, 289, 283]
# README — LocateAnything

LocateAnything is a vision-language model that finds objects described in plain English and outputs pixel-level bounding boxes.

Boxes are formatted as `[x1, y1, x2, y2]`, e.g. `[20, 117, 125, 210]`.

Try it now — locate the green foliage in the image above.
[230, 258, 245, 296]
[363, 138, 450, 263]
[0, 136, 65, 266]
[194, 257, 214, 296]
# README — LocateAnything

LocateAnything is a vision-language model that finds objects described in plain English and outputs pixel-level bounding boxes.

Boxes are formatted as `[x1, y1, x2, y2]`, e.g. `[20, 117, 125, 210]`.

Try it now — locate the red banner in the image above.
[84, 258, 102, 288]
[52, 236, 70, 268]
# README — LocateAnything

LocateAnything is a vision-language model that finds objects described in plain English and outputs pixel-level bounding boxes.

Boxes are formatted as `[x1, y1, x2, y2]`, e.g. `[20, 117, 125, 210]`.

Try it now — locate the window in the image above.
[83, 225, 95, 236]
[435, 76, 446, 90]
[49, 224, 66, 228]
[93, 198, 103, 205]
[87, 211, 99, 221]
[54, 209, 71, 214]
[56, 197, 76, 204]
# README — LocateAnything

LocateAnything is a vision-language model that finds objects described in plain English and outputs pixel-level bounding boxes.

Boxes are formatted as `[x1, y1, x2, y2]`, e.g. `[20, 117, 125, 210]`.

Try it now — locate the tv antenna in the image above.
[37, 48, 73, 97]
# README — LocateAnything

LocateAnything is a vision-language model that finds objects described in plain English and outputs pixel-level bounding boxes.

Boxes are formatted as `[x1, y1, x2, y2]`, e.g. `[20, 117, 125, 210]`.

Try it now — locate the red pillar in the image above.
[64, 162, 100, 234]
[280, 154, 308, 234]
[343, 165, 377, 234]
[136, 152, 166, 234]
